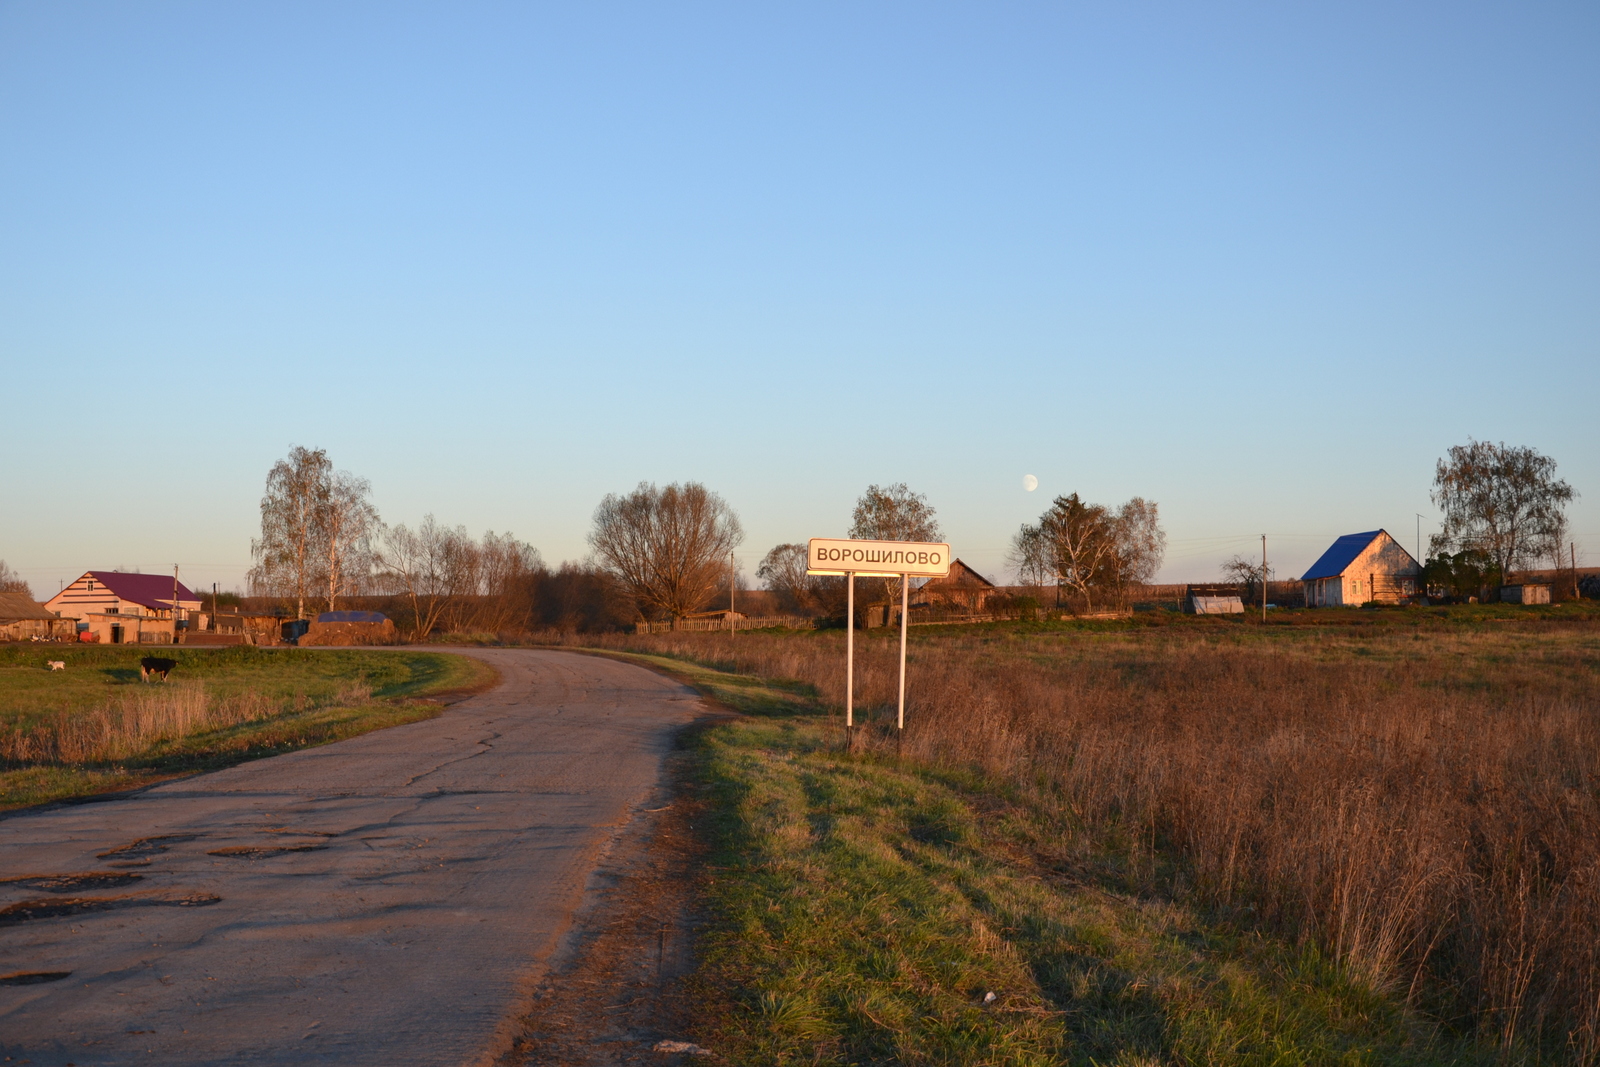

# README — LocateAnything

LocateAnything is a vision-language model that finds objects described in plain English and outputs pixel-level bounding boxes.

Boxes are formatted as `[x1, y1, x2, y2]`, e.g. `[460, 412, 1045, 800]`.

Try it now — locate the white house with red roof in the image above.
[43, 571, 203, 645]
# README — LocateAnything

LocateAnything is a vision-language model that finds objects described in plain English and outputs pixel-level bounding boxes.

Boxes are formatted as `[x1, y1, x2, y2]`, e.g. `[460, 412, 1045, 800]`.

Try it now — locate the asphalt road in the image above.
[0, 648, 703, 1066]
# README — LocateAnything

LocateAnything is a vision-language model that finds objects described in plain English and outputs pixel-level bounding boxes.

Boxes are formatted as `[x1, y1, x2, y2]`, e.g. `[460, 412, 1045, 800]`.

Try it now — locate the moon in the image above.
[1022, 474, 1039, 492]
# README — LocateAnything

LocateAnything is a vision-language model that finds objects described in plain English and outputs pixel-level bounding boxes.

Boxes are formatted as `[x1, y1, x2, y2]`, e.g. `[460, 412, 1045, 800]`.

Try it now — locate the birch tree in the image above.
[249, 446, 332, 620]
[1430, 440, 1575, 578]
[589, 482, 744, 623]
[315, 470, 380, 613]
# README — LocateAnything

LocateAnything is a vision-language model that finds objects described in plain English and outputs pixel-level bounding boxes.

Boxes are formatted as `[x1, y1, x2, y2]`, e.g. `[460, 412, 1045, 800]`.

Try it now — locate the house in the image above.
[1301, 531, 1420, 607]
[914, 559, 995, 614]
[0, 592, 78, 641]
[42, 571, 203, 645]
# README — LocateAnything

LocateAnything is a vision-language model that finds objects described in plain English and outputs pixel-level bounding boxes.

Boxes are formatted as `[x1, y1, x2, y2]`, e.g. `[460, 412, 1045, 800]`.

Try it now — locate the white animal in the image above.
[47, 661, 65, 671]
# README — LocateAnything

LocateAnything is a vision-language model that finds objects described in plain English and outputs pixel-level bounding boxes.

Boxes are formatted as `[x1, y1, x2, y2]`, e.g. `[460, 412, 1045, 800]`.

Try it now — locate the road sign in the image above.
[804, 537, 952, 733]
[805, 538, 952, 578]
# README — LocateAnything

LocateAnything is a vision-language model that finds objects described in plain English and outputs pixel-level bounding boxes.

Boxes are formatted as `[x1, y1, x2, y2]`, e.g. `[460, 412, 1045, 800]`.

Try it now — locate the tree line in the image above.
[244, 435, 1582, 635]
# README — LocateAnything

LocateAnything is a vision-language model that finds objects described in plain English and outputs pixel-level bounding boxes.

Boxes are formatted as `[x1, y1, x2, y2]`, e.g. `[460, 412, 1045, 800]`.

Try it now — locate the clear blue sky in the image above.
[3, 2, 1596, 597]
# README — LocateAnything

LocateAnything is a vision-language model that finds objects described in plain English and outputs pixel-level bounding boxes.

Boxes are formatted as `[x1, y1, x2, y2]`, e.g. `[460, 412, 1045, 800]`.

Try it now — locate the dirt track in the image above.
[0, 649, 702, 1066]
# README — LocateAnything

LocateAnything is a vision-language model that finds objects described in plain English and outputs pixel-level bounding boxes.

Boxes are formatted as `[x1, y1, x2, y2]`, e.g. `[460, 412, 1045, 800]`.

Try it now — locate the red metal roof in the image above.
[87, 571, 201, 610]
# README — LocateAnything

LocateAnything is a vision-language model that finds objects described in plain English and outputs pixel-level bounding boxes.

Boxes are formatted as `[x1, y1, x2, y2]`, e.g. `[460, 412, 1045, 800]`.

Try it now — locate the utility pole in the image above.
[173, 565, 180, 643]
[1261, 535, 1268, 622]
[728, 552, 735, 633]
[1416, 514, 1426, 565]
[1574, 542, 1581, 601]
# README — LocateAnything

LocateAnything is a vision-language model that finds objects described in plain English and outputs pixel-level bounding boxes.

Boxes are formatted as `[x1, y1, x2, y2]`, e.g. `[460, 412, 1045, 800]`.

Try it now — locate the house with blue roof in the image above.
[1301, 530, 1421, 607]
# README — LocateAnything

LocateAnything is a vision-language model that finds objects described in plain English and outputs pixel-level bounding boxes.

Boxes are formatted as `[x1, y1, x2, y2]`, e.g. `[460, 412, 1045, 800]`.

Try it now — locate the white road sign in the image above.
[806, 538, 952, 577]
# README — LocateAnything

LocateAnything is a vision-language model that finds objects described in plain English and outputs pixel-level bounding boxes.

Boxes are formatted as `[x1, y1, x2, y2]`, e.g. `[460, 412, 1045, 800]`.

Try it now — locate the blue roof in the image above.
[1301, 531, 1385, 581]
[316, 610, 389, 624]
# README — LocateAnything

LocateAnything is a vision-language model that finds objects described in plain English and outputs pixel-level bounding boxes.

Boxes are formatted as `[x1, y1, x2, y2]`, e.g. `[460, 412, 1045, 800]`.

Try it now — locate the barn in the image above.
[914, 559, 995, 613]
[42, 571, 204, 644]
[1301, 530, 1420, 607]
[0, 592, 77, 642]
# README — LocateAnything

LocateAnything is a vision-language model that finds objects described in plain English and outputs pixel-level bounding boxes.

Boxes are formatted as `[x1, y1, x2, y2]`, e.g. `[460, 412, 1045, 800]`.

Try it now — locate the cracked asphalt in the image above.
[0, 649, 703, 1066]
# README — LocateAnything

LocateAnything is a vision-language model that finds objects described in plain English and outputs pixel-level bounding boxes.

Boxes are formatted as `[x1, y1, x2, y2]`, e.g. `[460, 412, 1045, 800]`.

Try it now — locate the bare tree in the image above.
[1431, 440, 1575, 578]
[589, 482, 744, 623]
[379, 516, 471, 639]
[1010, 493, 1116, 611]
[758, 543, 813, 612]
[249, 446, 332, 620]
[0, 560, 30, 596]
[849, 483, 941, 619]
[1221, 554, 1273, 605]
[315, 470, 380, 613]
[466, 531, 542, 633]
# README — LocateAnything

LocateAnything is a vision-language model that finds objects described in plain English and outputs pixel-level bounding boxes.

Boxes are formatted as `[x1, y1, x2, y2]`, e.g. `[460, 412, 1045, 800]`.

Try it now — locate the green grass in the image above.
[0, 644, 495, 810]
[604, 650, 1489, 1067]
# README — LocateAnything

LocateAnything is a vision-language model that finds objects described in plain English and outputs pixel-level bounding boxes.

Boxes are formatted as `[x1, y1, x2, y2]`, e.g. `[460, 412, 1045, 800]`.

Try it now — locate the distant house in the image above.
[1301, 530, 1420, 607]
[0, 592, 77, 641]
[914, 559, 995, 613]
[42, 571, 203, 644]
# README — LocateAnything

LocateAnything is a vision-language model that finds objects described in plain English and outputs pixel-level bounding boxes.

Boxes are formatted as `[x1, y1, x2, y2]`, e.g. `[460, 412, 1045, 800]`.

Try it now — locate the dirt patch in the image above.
[0, 892, 221, 926]
[0, 872, 143, 892]
[501, 740, 717, 1066]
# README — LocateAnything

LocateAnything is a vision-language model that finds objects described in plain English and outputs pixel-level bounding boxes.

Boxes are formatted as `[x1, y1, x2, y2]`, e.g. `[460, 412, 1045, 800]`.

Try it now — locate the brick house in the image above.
[1301, 530, 1420, 607]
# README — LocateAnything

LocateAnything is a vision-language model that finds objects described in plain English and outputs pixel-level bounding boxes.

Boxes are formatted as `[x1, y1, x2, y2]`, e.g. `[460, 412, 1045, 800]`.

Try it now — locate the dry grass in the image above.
[576, 622, 1600, 1061]
[0, 681, 372, 765]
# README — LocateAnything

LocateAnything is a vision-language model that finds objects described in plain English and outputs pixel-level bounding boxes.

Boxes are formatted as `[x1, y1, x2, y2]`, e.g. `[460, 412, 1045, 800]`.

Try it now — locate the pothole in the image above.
[0, 893, 221, 926]
[207, 845, 327, 857]
[0, 872, 144, 893]
[0, 971, 73, 985]
[96, 834, 201, 860]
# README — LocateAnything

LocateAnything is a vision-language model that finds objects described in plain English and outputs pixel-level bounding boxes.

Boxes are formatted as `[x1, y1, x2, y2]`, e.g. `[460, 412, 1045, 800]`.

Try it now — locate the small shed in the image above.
[914, 559, 995, 613]
[1500, 584, 1551, 605]
[1302, 530, 1420, 607]
[1183, 584, 1244, 614]
[0, 592, 77, 641]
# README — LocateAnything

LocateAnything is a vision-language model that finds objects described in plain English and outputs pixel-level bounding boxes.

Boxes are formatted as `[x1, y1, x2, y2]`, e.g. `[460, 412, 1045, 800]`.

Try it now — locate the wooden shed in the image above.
[1301, 530, 1420, 607]
[0, 592, 77, 641]
[1500, 584, 1551, 605]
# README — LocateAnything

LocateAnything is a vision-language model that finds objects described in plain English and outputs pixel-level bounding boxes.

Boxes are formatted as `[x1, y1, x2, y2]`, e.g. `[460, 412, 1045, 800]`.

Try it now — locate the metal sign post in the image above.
[806, 538, 951, 733]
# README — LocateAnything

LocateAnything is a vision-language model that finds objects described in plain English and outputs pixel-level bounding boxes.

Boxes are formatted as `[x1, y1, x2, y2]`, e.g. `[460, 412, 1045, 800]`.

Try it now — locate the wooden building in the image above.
[913, 559, 995, 613]
[1500, 583, 1552, 605]
[1301, 530, 1420, 607]
[42, 571, 203, 645]
[0, 592, 77, 641]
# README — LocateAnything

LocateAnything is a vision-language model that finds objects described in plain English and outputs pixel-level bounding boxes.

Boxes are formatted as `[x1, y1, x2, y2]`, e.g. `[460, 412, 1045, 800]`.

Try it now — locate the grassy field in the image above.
[0, 644, 494, 811]
[581, 606, 1600, 1065]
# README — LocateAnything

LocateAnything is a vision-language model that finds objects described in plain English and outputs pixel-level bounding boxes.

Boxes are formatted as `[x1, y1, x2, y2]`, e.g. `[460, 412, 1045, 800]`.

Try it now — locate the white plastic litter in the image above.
[653, 1040, 712, 1055]
[983, 991, 997, 1004]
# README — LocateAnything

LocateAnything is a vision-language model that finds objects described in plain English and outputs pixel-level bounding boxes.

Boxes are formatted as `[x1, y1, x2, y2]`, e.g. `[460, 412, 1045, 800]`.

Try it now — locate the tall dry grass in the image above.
[0, 681, 373, 765]
[583, 627, 1600, 1060]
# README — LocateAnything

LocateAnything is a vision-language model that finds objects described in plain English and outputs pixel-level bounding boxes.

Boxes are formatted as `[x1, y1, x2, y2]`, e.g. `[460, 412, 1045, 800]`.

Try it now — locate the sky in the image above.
[2, 1, 1596, 598]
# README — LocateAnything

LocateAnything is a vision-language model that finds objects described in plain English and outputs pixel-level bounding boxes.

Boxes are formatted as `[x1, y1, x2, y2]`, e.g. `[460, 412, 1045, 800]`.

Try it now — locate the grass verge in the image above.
[0, 645, 496, 811]
[599, 649, 1486, 1067]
